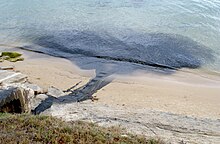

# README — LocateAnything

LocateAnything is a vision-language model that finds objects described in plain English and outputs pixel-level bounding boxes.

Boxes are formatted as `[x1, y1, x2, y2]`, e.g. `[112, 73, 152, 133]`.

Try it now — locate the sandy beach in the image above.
[1, 47, 220, 119]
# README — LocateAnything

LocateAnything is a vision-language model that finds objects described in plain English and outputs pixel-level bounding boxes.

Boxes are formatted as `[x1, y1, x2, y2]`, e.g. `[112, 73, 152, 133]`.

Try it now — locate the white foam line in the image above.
[0, 73, 21, 83]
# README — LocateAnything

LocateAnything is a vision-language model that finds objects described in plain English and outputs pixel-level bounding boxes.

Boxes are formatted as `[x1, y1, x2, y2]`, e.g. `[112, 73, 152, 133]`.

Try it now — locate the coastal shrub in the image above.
[0, 114, 164, 144]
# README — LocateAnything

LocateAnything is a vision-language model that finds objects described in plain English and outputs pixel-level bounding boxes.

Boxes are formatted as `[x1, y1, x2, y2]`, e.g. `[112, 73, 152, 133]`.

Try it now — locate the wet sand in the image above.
[1, 47, 220, 119]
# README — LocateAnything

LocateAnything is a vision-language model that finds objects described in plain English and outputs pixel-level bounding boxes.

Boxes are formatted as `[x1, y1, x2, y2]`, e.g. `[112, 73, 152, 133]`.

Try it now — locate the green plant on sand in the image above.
[0, 51, 24, 62]
[0, 113, 164, 144]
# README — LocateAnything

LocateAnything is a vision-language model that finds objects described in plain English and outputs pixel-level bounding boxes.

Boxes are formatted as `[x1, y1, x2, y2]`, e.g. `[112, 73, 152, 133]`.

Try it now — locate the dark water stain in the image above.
[19, 30, 214, 114]
[23, 30, 213, 74]
[33, 72, 111, 114]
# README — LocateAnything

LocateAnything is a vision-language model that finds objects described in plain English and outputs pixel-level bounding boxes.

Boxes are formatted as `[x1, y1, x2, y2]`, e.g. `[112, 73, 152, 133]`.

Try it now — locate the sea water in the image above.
[0, 0, 220, 76]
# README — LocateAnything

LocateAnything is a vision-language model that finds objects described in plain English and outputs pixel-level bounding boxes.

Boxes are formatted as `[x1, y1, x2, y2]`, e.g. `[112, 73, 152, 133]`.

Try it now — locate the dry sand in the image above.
[1, 47, 220, 119]
[0, 47, 93, 90]
[95, 73, 220, 119]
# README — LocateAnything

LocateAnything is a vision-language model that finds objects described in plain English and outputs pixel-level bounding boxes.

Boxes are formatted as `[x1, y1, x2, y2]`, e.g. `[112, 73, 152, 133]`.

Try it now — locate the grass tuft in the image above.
[0, 113, 164, 144]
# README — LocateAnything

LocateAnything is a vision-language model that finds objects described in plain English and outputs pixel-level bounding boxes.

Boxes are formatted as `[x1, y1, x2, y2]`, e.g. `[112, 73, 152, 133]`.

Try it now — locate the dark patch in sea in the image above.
[22, 30, 213, 74]
[18, 30, 214, 114]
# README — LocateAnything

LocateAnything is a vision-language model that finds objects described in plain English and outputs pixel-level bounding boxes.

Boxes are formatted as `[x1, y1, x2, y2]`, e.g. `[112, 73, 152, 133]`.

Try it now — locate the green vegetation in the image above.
[0, 51, 24, 62]
[0, 114, 164, 144]
[1, 52, 22, 58]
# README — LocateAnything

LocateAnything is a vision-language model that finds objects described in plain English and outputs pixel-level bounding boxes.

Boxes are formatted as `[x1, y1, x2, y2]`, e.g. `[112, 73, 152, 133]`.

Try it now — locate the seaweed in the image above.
[0, 52, 24, 62]
[1, 52, 22, 58]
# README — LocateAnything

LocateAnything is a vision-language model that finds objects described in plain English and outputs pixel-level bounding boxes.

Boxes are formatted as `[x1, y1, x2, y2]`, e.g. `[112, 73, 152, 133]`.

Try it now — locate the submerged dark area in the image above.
[17, 30, 215, 114]
[22, 30, 214, 75]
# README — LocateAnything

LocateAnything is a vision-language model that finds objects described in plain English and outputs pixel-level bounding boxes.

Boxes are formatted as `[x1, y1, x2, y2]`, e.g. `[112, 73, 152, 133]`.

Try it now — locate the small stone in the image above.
[36, 94, 48, 100]
[91, 97, 99, 102]
[121, 134, 128, 138]
[0, 56, 10, 62]
[0, 58, 3, 62]
[30, 94, 49, 110]
[47, 86, 64, 97]
[1, 56, 10, 60]
[23, 83, 44, 95]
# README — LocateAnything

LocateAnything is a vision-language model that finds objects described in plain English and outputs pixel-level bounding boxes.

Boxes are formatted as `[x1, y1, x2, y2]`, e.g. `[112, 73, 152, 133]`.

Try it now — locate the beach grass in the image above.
[0, 113, 164, 144]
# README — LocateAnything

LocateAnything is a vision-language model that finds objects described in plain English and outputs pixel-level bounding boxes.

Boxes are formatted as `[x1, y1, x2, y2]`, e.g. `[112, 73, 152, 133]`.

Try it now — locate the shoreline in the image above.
[0, 46, 94, 90]
[1, 47, 220, 119]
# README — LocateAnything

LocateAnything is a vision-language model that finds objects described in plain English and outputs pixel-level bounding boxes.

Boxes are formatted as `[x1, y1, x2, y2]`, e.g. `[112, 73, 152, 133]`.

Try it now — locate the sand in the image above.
[1, 47, 220, 119]
[0, 47, 94, 90]
[95, 74, 220, 119]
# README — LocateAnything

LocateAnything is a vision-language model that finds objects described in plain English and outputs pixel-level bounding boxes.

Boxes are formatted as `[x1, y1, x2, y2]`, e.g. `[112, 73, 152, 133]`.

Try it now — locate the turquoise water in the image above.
[0, 0, 220, 73]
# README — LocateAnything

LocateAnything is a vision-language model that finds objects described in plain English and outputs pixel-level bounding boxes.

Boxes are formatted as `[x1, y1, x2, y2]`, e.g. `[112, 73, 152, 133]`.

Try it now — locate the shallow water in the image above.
[0, 0, 220, 76]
